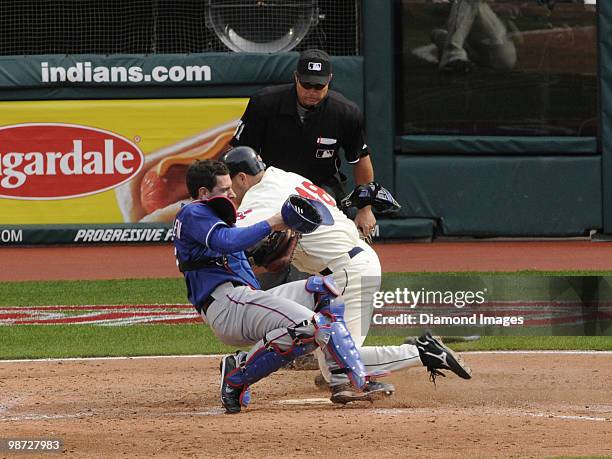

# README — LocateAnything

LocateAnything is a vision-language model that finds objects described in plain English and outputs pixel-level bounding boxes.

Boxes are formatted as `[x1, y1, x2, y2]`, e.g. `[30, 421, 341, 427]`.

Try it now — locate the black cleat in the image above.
[219, 353, 250, 414]
[330, 380, 395, 405]
[440, 59, 475, 75]
[415, 332, 472, 382]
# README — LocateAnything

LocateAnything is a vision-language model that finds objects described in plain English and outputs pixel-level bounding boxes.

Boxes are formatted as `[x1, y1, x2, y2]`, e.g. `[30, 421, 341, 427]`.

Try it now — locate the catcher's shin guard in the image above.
[313, 297, 368, 390]
[225, 329, 317, 388]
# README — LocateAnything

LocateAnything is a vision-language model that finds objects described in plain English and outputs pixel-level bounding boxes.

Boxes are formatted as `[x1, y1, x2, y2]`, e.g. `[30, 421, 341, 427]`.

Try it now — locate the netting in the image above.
[0, 0, 360, 56]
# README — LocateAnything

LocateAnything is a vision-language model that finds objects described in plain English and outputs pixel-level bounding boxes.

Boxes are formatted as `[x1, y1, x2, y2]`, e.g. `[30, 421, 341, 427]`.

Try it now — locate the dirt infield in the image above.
[2, 241, 612, 457]
[3, 240, 612, 281]
[1, 353, 611, 458]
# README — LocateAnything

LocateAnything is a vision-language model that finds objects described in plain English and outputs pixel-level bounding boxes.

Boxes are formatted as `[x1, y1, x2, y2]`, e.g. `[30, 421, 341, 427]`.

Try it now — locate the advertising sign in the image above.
[0, 98, 247, 230]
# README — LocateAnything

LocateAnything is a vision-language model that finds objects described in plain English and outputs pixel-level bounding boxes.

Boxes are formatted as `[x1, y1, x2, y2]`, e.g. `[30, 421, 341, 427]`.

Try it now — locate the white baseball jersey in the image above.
[236, 167, 362, 274]
[236, 166, 422, 378]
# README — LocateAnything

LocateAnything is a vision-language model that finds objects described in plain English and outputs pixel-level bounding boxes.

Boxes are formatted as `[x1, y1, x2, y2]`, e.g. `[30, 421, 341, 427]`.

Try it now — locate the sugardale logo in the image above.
[308, 62, 322, 71]
[0, 123, 144, 200]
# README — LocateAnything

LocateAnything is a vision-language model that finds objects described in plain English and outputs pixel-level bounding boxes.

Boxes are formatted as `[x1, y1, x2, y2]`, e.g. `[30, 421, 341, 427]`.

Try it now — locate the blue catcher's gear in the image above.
[221, 292, 326, 413]
[313, 297, 368, 389]
[305, 274, 341, 308]
[340, 182, 401, 214]
[306, 275, 370, 389]
[281, 195, 334, 234]
[223, 276, 366, 396]
[224, 323, 318, 389]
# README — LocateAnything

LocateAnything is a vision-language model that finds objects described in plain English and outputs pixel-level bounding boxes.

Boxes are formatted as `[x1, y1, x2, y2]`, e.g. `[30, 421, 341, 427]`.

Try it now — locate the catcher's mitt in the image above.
[246, 230, 299, 273]
[281, 195, 334, 234]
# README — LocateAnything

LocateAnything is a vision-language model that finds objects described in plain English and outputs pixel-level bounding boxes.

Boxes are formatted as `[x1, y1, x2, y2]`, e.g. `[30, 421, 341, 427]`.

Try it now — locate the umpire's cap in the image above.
[219, 146, 266, 178]
[297, 49, 332, 85]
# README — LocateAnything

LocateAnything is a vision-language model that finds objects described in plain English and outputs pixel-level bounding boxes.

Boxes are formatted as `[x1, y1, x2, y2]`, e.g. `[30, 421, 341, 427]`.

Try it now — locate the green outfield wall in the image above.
[601, 0, 612, 233]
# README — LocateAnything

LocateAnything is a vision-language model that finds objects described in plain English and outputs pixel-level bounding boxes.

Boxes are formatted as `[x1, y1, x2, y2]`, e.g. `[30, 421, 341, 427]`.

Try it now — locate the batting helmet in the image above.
[219, 146, 266, 178]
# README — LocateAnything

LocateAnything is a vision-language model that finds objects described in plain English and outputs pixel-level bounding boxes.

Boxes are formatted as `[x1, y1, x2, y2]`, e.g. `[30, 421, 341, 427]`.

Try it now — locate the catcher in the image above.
[172, 159, 393, 414]
[221, 147, 472, 402]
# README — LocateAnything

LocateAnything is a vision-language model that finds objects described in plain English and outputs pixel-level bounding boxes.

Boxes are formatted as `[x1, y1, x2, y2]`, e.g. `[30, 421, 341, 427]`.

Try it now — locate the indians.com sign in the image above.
[0, 124, 143, 199]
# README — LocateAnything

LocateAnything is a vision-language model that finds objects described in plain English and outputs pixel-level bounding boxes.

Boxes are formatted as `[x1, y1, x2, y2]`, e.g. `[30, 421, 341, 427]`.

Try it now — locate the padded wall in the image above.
[600, 1, 612, 233]
[395, 156, 602, 236]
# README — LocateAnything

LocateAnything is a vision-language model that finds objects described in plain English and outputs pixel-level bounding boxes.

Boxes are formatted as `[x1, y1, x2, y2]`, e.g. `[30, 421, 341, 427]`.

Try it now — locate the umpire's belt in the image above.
[319, 246, 364, 276]
[199, 281, 244, 315]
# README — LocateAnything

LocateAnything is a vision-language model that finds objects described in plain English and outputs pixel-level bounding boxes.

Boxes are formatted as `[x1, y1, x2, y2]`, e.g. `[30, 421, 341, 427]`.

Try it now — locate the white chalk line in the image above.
[1, 350, 611, 364]
[2, 405, 607, 423]
[0, 396, 23, 416]
[160, 408, 225, 417]
[525, 412, 609, 422]
[0, 412, 94, 422]
[0, 409, 224, 422]
[275, 398, 332, 406]
[370, 407, 610, 423]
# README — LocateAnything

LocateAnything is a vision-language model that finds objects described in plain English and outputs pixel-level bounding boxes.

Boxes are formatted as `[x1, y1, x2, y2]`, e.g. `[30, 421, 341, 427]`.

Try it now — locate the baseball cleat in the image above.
[405, 335, 481, 344]
[220, 353, 250, 414]
[415, 332, 472, 382]
[330, 380, 395, 405]
[440, 58, 476, 75]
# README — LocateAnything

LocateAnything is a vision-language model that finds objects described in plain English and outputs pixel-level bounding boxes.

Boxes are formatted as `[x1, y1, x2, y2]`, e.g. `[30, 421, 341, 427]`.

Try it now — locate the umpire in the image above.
[230, 49, 377, 238]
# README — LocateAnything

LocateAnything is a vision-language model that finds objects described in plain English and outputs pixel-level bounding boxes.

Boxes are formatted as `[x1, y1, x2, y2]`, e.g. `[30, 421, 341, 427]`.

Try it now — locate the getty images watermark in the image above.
[371, 287, 524, 328]
[362, 275, 612, 336]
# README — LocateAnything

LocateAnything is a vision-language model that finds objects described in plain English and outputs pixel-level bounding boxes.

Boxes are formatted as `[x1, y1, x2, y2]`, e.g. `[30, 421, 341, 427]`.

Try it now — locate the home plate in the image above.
[275, 398, 332, 406]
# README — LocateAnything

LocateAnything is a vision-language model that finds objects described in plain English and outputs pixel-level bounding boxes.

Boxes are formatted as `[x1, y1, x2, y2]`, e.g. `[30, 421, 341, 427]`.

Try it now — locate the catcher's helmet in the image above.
[219, 146, 266, 178]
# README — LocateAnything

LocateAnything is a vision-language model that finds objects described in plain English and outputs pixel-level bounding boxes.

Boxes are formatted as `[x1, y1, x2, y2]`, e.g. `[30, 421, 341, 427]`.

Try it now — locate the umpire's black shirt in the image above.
[230, 83, 370, 189]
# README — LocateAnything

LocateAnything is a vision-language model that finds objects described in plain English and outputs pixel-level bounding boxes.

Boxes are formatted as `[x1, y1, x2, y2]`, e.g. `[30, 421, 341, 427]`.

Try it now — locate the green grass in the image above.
[3, 271, 612, 307]
[0, 324, 236, 359]
[365, 335, 612, 352]
[1, 275, 611, 359]
[0, 278, 185, 306]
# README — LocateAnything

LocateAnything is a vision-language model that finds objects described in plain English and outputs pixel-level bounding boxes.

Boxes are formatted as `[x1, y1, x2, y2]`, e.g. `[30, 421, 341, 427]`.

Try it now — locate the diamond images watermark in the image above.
[369, 287, 526, 328]
[363, 275, 612, 337]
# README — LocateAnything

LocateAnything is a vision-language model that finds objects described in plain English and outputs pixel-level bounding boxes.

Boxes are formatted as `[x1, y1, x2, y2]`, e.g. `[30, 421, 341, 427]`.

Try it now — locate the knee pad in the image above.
[306, 275, 341, 311]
